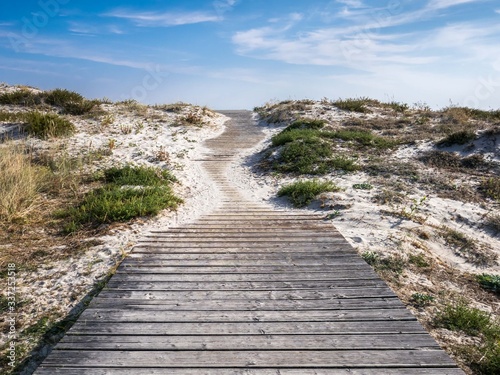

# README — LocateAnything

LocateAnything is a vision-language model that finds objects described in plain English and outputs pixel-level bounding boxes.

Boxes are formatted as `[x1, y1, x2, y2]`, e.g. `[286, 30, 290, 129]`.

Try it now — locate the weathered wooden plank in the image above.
[97, 288, 397, 300]
[40, 350, 458, 368]
[34, 368, 467, 375]
[76, 309, 417, 324]
[127, 252, 359, 261]
[104, 279, 387, 290]
[141, 233, 341, 239]
[57, 334, 440, 350]
[67, 321, 427, 336]
[136, 238, 346, 244]
[116, 265, 375, 274]
[151, 227, 337, 233]
[88, 297, 403, 310]
[120, 258, 367, 267]
[160, 226, 337, 232]
[131, 246, 356, 253]
[108, 272, 380, 282]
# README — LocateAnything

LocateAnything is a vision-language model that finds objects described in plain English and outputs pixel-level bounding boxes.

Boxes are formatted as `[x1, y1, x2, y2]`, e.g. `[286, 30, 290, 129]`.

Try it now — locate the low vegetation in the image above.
[0, 88, 100, 115]
[332, 97, 374, 113]
[0, 145, 49, 223]
[479, 177, 500, 201]
[437, 130, 476, 147]
[60, 165, 182, 233]
[255, 97, 500, 375]
[0, 85, 219, 373]
[434, 301, 500, 374]
[24, 111, 75, 139]
[277, 180, 340, 207]
[476, 274, 500, 294]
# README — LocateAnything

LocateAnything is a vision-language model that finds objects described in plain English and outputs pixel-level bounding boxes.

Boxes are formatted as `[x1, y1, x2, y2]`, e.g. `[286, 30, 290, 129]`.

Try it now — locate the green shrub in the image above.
[434, 301, 492, 336]
[387, 101, 409, 113]
[410, 293, 435, 307]
[353, 183, 373, 190]
[437, 130, 476, 147]
[322, 129, 397, 149]
[284, 118, 327, 131]
[476, 274, 500, 294]
[271, 129, 322, 147]
[333, 98, 374, 113]
[0, 90, 42, 106]
[64, 185, 181, 231]
[45, 88, 98, 115]
[479, 177, 500, 201]
[408, 253, 430, 268]
[275, 139, 333, 174]
[328, 156, 359, 172]
[362, 251, 379, 265]
[24, 111, 75, 139]
[61, 165, 182, 232]
[103, 165, 177, 186]
[278, 179, 340, 207]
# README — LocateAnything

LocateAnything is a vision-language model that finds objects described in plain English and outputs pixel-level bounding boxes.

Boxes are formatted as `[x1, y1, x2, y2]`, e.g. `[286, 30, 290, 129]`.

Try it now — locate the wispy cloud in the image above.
[68, 21, 125, 36]
[426, 0, 487, 10]
[232, 2, 500, 75]
[103, 9, 221, 27]
[233, 24, 432, 69]
[336, 0, 366, 8]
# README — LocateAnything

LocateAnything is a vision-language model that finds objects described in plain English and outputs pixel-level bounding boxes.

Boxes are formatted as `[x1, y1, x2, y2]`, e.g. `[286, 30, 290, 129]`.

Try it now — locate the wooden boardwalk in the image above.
[35, 111, 463, 374]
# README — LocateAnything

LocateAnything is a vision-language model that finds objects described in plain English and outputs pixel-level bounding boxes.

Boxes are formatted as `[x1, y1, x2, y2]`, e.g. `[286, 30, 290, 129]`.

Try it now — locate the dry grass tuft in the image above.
[0, 144, 49, 223]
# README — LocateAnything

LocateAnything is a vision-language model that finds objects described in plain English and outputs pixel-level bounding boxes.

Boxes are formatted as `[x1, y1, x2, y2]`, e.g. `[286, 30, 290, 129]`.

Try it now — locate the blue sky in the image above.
[1, 0, 499, 109]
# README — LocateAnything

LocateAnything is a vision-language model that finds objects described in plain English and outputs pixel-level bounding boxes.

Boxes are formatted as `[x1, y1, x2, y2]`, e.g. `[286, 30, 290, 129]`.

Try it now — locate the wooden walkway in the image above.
[35, 111, 463, 374]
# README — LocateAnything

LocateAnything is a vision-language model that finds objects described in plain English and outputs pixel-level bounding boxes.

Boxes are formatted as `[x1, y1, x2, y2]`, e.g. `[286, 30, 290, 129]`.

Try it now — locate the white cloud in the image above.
[103, 9, 220, 27]
[68, 22, 124, 36]
[427, 0, 486, 10]
[336, 0, 365, 8]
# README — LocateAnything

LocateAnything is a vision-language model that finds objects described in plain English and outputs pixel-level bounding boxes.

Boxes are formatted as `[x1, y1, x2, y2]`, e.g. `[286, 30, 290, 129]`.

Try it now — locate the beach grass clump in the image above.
[0, 89, 42, 106]
[255, 100, 313, 123]
[437, 130, 476, 147]
[333, 97, 374, 113]
[278, 179, 340, 207]
[386, 101, 409, 113]
[275, 139, 334, 174]
[284, 118, 327, 131]
[24, 111, 75, 139]
[479, 177, 500, 201]
[476, 274, 500, 294]
[322, 129, 398, 149]
[271, 129, 322, 147]
[0, 144, 49, 223]
[485, 214, 500, 234]
[61, 165, 182, 233]
[103, 165, 177, 186]
[362, 251, 407, 276]
[419, 151, 490, 172]
[44, 88, 98, 115]
[434, 300, 500, 374]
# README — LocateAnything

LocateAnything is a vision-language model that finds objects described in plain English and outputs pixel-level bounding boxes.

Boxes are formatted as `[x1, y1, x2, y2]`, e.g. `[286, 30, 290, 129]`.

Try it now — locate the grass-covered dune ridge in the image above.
[0, 83, 226, 373]
[255, 97, 499, 375]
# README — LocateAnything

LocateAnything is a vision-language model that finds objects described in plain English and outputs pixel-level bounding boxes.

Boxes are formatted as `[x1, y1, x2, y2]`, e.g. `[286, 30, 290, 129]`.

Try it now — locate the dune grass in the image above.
[24, 111, 75, 139]
[434, 301, 500, 374]
[61, 165, 182, 233]
[278, 179, 340, 207]
[0, 144, 49, 223]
